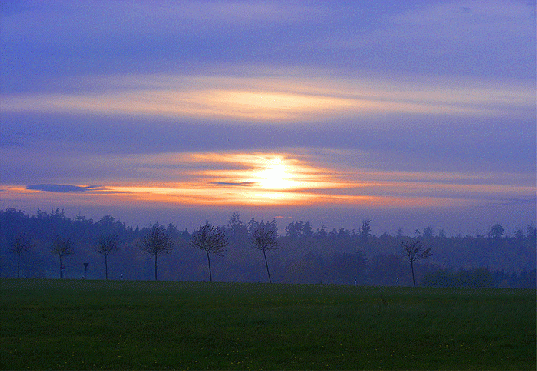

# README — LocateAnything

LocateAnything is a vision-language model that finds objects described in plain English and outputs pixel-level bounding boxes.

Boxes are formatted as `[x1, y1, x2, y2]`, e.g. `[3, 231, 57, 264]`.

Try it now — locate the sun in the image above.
[254, 157, 295, 190]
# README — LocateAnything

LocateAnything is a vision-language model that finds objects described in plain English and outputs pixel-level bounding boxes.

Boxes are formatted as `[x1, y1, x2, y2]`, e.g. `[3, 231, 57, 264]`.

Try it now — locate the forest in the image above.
[1, 208, 535, 288]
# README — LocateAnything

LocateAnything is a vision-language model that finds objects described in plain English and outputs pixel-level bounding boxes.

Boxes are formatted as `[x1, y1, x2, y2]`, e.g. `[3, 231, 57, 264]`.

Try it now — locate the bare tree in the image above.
[10, 233, 32, 278]
[140, 224, 174, 281]
[51, 236, 74, 279]
[402, 239, 431, 286]
[96, 234, 119, 280]
[190, 222, 228, 282]
[250, 219, 278, 283]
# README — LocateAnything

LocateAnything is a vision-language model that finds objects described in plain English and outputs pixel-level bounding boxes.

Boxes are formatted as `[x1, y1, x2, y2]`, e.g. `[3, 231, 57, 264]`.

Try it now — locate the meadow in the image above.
[1, 279, 535, 370]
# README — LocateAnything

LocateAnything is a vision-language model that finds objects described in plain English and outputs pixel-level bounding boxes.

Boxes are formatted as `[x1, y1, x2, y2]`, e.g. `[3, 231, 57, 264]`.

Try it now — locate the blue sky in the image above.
[1, 0, 535, 235]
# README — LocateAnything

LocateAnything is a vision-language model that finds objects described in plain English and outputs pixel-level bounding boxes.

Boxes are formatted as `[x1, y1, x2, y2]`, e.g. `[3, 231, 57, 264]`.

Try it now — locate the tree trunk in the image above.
[104, 254, 108, 280]
[154, 253, 158, 281]
[207, 252, 212, 282]
[410, 259, 416, 286]
[17, 253, 21, 278]
[263, 249, 272, 283]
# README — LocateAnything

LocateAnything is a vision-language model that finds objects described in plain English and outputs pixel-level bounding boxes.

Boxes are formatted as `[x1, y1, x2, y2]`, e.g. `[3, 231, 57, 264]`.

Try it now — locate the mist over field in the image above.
[2, 208, 534, 288]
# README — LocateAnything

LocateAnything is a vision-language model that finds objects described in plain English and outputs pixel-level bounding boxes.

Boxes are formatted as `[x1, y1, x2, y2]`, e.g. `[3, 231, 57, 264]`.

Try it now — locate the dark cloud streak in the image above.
[210, 182, 256, 187]
[26, 184, 103, 193]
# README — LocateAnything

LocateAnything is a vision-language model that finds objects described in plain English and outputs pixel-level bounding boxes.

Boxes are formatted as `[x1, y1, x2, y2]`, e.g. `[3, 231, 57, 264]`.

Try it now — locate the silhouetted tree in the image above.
[250, 219, 278, 283]
[514, 228, 525, 241]
[370, 254, 408, 286]
[526, 224, 536, 241]
[402, 239, 431, 286]
[96, 234, 119, 279]
[285, 220, 314, 239]
[303, 221, 313, 238]
[488, 224, 505, 239]
[360, 219, 371, 243]
[10, 233, 32, 278]
[286, 221, 302, 239]
[315, 225, 328, 238]
[329, 252, 368, 285]
[423, 226, 434, 239]
[422, 268, 494, 288]
[51, 236, 74, 279]
[226, 212, 248, 246]
[190, 223, 228, 282]
[140, 224, 174, 280]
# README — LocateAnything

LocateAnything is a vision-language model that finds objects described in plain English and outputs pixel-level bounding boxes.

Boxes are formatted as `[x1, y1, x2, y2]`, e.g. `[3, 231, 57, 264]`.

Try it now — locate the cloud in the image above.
[26, 184, 103, 193]
[2, 149, 529, 209]
[388, 0, 534, 40]
[1, 1, 535, 235]
[0, 1, 333, 93]
[3, 0, 533, 97]
[0, 1, 325, 45]
[315, 0, 535, 78]
[2, 71, 533, 123]
[210, 182, 256, 187]
[1, 109, 534, 191]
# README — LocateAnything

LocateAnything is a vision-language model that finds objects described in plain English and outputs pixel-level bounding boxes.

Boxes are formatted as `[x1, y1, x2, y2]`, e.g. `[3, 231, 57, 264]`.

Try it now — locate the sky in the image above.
[1, 0, 535, 235]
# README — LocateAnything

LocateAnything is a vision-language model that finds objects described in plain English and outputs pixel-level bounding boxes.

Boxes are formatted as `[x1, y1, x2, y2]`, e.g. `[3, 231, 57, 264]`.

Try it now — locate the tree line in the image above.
[1, 208, 535, 288]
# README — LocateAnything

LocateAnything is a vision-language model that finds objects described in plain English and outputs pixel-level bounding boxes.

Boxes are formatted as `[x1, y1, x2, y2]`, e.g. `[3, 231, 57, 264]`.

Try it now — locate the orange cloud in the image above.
[3, 150, 533, 210]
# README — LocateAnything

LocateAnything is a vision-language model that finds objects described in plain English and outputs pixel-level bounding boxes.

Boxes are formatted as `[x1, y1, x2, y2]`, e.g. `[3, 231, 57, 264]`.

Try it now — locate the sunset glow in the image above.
[2, 148, 534, 215]
[1, 0, 534, 233]
[251, 157, 294, 189]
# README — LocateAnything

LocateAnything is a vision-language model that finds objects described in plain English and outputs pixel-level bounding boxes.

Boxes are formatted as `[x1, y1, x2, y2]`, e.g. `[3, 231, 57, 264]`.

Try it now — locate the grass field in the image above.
[1, 279, 535, 370]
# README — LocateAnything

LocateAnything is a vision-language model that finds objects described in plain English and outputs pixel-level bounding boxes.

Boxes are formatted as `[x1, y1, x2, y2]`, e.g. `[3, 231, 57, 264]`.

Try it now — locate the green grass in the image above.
[1, 279, 535, 370]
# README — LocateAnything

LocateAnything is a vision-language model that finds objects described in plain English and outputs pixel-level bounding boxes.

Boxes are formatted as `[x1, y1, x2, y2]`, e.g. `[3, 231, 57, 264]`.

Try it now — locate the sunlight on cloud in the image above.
[3, 149, 533, 210]
[2, 70, 531, 123]
[188, 152, 340, 191]
[0, 89, 370, 122]
[206, 90, 357, 120]
[32, 151, 348, 207]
